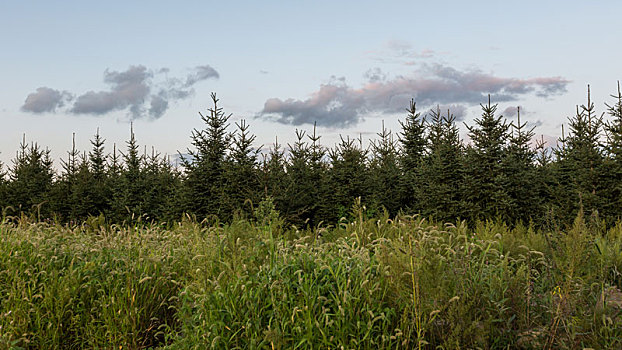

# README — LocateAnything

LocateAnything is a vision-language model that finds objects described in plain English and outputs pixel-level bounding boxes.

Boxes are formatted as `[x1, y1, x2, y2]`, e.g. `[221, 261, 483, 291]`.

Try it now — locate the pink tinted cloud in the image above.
[260, 64, 570, 127]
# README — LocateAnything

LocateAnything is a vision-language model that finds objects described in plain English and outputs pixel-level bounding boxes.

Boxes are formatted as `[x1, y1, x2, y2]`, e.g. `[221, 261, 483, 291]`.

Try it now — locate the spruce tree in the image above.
[260, 137, 289, 216]
[7, 136, 55, 219]
[223, 119, 261, 218]
[464, 96, 511, 221]
[50, 133, 80, 220]
[419, 107, 465, 221]
[604, 82, 622, 221]
[326, 135, 370, 221]
[182, 93, 231, 219]
[530, 134, 557, 228]
[0, 157, 6, 211]
[503, 107, 540, 223]
[369, 122, 401, 217]
[87, 129, 111, 216]
[71, 152, 96, 220]
[283, 127, 328, 226]
[398, 99, 427, 211]
[307, 124, 330, 224]
[112, 124, 146, 221]
[558, 87, 605, 223]
[141, 148, 181, 221]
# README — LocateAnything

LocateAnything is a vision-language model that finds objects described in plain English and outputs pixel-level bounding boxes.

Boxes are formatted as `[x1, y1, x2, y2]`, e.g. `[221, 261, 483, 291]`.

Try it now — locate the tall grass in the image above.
[1, 206, 622, 348]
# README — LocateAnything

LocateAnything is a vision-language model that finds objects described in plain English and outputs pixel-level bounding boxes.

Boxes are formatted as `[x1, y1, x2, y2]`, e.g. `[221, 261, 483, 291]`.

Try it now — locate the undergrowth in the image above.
[1, 204, 622, 349]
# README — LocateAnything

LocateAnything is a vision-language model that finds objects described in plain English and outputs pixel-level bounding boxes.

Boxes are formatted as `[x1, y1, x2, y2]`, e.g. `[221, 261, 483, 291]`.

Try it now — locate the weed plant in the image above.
[1, 203, 622, 348]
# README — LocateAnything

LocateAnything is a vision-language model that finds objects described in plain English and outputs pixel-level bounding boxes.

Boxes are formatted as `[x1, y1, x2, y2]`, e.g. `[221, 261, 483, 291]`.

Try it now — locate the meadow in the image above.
[2, 202, 622, 349]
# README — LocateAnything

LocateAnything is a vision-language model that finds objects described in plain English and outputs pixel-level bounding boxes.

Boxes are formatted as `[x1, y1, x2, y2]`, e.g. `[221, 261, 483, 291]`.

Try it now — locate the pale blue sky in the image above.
[1, 1, 620, 165]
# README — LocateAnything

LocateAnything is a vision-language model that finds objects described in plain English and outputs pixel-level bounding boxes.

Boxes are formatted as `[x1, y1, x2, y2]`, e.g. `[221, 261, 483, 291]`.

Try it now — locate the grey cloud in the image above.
[21, 87, 72, 113]
[385, 40, 435, 59]
[262, 79, 364, 127]
[23, 64, 219, 119]
[433, 104, 468, 121]
[502, 105, 539, 121]
[71, 65, 153, 118]
[149, 94, 169, 119]
[260, 63, 570, 127]
[185, 65, 219, 86]
[502, 106, 521, 117]
[364, 68, 387, 83]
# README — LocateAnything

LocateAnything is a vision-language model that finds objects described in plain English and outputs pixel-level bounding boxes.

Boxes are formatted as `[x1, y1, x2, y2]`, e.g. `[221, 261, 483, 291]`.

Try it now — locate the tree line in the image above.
[1, 86, 621, 228]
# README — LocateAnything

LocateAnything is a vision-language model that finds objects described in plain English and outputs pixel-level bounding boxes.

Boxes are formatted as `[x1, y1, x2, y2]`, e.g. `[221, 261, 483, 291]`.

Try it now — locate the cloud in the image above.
[259, 63, 570, 127]
[502, 106, 521, 117]
[184, 65, 219, 86]
[22, 64, 219, 119]
[385, 40, 435, 59]
[502, 105, 540, 122]
[433, 104, 468, 121]
[364, 68, 387, 83]
[149, 94, 169, 119]
[262, 77, 363, 127]
[21, 87, 73, 113]
[71, 65, 152, 117]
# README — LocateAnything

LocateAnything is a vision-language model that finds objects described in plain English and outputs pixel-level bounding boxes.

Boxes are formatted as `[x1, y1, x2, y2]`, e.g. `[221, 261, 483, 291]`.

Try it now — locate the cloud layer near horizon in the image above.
[260, 64, 569, 127]
[21, 65, 219, 119]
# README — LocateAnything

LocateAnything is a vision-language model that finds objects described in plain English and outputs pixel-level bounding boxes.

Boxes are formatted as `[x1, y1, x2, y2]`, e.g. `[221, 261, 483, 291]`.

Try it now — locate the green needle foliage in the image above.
[398, 99, 427, 212]
[6, 137, 54, 220]
[464, 96, 511, 222]
[224, 119, 261, 218]
[504, 107, 541, 223]
[604, 82, 622, 221]
[369, 121, 401, 217]
[419, 107, 465, 222]
[182, 93, 231, 220]
[553, 87, 606, 224]
[326, 135, 370, 221]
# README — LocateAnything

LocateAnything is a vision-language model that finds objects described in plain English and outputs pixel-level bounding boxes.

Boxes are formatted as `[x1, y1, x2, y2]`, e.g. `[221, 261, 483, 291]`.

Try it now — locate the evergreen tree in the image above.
[282, 126, 328, 226]
[307, 124, 330, 224]
[369, 122, 401, 216]
[182, 93, 231, 219]
[141, 148, 181, 221]
[87, 129, 111, 215]
[108, 143, 122, 179]
[419, 107, 465, 221]
[464, 96, 511, 221]
[7, 136, 55, 219]
[71, 152, 96, 220]
[112, 124, 146, 221]
[398, 99, 427, 211]
[0, 157, 6, 211]
[530, 134, 557, 228]
[105, 143, 122, 219]
[503, 107, 541, 223]
[260, 137, 289, 216]
[549, 124, 574, 224]
[604, 82, 622, 221]
[223, 119, 261, 218]
[50, 134, 80, 220]
[326, 135, 370, 220]
[554, 86, 605, 223]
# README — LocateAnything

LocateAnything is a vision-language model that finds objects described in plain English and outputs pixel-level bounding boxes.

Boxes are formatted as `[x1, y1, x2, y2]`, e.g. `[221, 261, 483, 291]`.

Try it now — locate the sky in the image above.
[1, 0, 621, 166]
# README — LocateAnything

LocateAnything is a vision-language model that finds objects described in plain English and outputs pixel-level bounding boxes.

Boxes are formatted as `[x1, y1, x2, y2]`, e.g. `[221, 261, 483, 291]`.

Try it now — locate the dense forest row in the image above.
[1, 86, 621, 228]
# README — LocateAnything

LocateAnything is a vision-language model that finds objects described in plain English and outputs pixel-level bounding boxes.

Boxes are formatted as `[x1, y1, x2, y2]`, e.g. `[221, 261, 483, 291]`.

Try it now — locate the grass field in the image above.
[2, 206, 622, 349]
